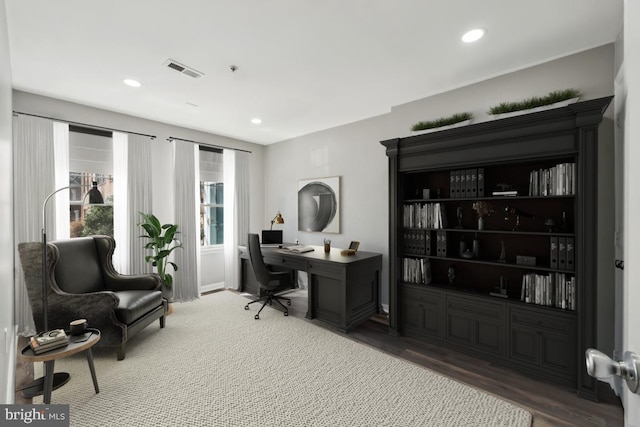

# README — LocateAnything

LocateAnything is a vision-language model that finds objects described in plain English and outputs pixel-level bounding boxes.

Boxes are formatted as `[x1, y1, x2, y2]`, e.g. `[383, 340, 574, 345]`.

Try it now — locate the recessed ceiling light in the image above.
[123, 79, 142, 88]
[461, 28, 486, 43]
[251, 118, 262, 125]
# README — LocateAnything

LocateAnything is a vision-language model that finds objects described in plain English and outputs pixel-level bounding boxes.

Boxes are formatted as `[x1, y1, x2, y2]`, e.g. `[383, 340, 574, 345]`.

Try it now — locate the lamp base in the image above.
[20, 372, 70, 398]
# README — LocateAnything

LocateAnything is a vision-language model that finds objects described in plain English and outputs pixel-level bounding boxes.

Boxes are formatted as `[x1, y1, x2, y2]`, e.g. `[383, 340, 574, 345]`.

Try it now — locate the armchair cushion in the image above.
[51, 237, 105, 294]
[115, 290, 163, 325]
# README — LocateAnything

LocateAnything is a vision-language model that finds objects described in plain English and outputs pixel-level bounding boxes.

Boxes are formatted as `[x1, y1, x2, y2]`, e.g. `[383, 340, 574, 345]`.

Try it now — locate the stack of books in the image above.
[30, 329, 69, 354]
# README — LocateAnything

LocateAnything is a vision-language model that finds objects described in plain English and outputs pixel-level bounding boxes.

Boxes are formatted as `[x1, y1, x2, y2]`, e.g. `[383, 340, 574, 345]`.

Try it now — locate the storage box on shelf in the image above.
[381, 96, 612, 400]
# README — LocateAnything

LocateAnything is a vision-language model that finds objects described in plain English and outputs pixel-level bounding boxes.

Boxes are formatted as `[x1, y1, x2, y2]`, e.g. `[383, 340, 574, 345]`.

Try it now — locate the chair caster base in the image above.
[244, 305, 249, 310]
[287, 301, 291, 306]
[254, 314, 260, 320]
[284, 312, 288, 316]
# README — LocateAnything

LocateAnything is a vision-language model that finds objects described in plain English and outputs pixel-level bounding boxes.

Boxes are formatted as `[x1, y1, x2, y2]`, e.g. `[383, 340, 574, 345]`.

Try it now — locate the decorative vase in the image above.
[478, 217, 484, 230]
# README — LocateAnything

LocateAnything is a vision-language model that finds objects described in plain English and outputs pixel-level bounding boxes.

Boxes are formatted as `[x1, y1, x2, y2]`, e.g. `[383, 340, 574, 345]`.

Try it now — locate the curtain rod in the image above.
[13, 111, 157, 139]
[167, 136, 252, 154]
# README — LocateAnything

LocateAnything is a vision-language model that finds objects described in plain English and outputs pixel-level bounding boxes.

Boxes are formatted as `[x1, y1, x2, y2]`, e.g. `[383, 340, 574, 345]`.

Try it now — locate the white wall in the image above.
[265, 45, 617, 353]
[0, 0, 15, 404]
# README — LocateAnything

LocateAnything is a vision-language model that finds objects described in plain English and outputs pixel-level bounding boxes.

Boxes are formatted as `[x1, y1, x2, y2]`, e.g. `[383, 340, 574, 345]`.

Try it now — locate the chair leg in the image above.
[160, 313, 166, 328]
[117, 345, 125, 361]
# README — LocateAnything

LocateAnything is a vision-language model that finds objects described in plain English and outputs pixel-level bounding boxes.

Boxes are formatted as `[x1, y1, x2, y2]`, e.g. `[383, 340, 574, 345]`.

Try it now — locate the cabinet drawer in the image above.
[265, 255, 307, 271]
[307, 260, 345, 280]
[509, 306, 575, 334]
[446, 295, 504, 320]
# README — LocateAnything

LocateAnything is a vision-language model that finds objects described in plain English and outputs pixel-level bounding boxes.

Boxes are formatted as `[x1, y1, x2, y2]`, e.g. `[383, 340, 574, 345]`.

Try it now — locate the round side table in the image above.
[20, 328, 101, 404]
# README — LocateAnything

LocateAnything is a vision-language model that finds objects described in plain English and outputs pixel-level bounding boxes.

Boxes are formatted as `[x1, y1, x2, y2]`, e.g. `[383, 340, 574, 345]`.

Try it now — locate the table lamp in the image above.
[270, 212, 284, 230]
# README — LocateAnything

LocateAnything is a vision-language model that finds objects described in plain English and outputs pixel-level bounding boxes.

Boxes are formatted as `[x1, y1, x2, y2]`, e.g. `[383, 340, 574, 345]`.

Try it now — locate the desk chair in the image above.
[244, 233, 292, 319]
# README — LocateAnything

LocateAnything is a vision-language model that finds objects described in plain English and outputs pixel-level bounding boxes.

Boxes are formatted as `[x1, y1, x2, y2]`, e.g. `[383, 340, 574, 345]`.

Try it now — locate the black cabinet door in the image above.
[445, 295, 505, 358]
[400, 285, 443, 340]
[508, 306, 576, 383]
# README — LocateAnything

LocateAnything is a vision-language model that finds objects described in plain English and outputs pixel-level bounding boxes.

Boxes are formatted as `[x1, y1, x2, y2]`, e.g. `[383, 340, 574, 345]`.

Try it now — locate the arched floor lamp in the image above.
[21, 181, 104, 399]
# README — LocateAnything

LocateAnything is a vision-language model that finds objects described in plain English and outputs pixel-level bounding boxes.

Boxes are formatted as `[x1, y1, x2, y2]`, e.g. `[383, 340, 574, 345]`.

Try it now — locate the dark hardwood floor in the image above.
[274, 289, 623, 427]
[15, 289, 624, 426]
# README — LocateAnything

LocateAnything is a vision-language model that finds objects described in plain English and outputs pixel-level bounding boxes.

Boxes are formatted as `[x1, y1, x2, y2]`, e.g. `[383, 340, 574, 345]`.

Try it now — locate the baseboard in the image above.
[200, 282, 225, 295]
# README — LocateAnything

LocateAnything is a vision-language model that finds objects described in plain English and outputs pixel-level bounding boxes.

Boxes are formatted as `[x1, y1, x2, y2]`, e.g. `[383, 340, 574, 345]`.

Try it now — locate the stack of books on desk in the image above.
[30, 329, 69, 354]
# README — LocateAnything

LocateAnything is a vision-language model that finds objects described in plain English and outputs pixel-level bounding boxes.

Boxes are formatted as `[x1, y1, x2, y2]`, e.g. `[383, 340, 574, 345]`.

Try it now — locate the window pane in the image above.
[69, 173, 113, 237]
[200, 205, 224, 245]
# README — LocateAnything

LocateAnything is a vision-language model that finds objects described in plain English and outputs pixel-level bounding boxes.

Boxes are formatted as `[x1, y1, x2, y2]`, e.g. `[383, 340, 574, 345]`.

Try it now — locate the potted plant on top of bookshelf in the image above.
[411, 112, 473, 136]
[138, 212, 183, 307]
[488, 88, 581, 119]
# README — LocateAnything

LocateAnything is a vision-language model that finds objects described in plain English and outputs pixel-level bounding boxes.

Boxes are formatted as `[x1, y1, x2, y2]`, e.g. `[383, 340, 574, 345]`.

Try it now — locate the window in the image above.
[199, 148, 224, 246]
[69, 126, 114, 238]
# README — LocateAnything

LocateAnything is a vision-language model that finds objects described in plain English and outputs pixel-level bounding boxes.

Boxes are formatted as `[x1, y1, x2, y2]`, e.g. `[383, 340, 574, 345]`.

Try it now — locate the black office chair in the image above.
[244, 233, 292, 319]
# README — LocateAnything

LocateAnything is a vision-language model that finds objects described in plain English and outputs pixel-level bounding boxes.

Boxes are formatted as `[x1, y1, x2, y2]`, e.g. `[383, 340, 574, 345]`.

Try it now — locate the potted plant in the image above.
[411, 112, 473, 135]
[138, 212, 183, 303]
[472, 201, 494, 230]
[488, 88, 581, 118]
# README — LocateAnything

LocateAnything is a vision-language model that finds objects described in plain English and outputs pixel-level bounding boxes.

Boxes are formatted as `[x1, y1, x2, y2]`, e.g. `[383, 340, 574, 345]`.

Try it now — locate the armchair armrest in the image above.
[104, 272, 162, 292]
[93, 235, 162, 291]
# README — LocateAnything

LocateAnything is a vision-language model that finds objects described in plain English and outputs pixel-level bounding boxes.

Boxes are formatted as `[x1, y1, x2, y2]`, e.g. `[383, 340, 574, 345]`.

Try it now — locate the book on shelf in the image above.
[30, 329, 69, 354]
[520, 272, 575, 310]
[403, 257, 432, 285]
[528, 162, 575, 196]
[492, 190, 518, 196]
[283, 245, 314, 253]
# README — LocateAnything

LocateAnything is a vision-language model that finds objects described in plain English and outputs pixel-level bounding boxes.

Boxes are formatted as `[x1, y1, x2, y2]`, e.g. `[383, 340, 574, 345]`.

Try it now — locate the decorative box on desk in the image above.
[238, 244, 383, 332]
[381, 96, 612, 400]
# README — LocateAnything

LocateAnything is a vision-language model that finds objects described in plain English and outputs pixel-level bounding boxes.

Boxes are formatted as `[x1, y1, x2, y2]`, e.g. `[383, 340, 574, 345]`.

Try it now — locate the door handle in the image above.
[586, 348, 640, 393]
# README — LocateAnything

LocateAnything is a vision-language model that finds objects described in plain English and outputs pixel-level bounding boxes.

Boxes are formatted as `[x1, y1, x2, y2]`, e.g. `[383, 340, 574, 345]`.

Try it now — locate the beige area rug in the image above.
[35, 291, 532, 426]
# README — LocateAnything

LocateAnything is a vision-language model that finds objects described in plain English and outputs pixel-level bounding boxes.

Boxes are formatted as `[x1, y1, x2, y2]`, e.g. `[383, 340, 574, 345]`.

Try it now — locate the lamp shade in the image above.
[86, 181, 104, 204]
[270, 212, 284, 230]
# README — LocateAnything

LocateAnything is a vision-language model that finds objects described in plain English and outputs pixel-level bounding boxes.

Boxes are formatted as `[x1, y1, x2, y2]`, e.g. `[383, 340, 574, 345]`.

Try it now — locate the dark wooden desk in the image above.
[239, 245, 382, 332]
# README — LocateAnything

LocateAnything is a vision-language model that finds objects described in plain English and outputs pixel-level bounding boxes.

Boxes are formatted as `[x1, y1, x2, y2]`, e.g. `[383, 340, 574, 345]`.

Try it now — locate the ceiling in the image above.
[5, 1, 623, 145]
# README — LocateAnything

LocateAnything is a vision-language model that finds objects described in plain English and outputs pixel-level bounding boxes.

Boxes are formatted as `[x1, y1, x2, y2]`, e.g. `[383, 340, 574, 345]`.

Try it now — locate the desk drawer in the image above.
[307, 260, 345, 280]
[264, 255, 307, 271]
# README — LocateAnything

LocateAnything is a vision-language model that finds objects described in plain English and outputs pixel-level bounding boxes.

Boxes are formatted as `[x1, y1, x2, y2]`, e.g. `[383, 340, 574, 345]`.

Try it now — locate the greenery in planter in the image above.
[411, 112, 473, 132]
[488, 88, 581, 115]
[138, 212, 183, 288]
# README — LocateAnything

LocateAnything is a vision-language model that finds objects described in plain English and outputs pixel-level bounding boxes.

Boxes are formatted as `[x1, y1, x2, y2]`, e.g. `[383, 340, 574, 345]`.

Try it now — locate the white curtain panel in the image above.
[172, 140, 200, 301]
[223, 149, 250, 290]
[53, 122, 70, 240]
[13, 115, 59, 335]
[112, 132, 129, 272]
[112, 133, 153, 274]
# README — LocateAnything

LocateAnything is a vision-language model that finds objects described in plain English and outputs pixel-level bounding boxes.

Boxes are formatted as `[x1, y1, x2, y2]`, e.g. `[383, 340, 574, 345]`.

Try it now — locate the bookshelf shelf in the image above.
[382, 96, 612, 399]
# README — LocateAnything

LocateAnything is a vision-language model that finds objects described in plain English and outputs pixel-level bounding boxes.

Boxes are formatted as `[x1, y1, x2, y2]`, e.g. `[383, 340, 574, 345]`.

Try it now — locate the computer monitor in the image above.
[261, 230, 283, 245]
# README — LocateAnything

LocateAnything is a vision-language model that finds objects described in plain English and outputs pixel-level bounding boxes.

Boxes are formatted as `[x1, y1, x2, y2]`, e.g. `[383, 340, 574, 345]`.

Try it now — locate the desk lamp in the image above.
[270, 212, 284, 230]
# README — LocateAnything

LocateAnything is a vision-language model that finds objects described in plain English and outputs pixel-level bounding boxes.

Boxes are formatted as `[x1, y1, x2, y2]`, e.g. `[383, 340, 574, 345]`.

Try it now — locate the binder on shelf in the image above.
[449, 171, 455, 198]
[469, 168, 478, 198]
[558, 237, 567, 270]
[425, 231, 433, 256]
[465, 169, 473, 197]
[566, 237, 575, 271]
[459, 170, 467, 198]
[550, 236, 558, 269]
[453, 170, 460, 198]
[477, 168, 485, 197]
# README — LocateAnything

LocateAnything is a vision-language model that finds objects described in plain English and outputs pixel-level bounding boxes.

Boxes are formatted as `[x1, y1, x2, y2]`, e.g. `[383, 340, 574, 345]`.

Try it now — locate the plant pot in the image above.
[161, 283, 174, 303]
[478, 217, 485, 230]
[411, 119, 473, 136]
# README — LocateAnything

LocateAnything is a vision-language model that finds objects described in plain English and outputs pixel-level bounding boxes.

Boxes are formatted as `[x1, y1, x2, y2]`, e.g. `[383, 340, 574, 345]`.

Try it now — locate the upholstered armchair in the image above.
[18, 236, 167, 360]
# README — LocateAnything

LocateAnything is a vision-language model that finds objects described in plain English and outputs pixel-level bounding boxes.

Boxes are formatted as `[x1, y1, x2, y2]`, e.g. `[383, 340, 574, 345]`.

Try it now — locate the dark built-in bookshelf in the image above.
[381, 96, 613, 400]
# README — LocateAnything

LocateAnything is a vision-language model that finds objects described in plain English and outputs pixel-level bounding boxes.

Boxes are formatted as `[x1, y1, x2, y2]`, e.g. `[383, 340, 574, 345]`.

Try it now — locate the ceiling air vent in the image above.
[163, 59, 204, 79]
